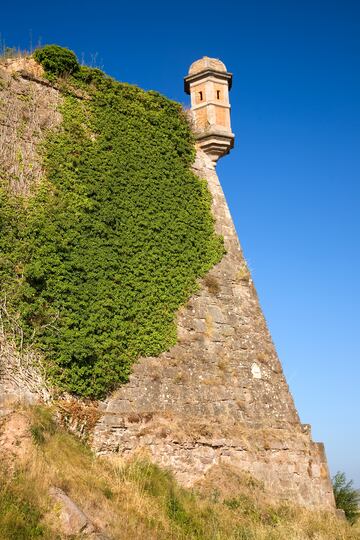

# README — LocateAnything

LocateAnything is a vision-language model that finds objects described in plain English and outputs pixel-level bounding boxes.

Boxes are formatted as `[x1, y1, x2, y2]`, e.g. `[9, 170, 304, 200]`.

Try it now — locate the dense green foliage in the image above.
[0, 47, 224, 398]
[332, 472, 360, 524]
[33, 45, 80, 78]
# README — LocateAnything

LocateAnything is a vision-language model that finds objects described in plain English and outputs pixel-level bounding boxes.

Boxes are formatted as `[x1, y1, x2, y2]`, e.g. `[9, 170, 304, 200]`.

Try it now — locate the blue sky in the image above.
[2, 0, 359, 485]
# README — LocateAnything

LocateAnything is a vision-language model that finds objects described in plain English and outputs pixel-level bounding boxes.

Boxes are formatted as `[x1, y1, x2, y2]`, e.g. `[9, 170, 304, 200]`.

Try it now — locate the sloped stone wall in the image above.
[0, 63, 335, 508]
[93, 149, 335, 509]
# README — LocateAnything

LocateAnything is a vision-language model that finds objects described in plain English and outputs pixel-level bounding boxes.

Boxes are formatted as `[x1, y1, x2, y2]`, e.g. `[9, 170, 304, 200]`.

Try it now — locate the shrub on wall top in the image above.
[33, 45, 80, 77]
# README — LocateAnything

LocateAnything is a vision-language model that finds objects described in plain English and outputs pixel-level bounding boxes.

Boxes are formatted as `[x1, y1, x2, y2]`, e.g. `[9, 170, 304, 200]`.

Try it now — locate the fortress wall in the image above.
[0, 62, 335, 509]
[93, 149, 335, 509]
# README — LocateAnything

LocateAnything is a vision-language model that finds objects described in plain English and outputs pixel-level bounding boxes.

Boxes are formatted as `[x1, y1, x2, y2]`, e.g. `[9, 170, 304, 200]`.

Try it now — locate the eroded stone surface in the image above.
[93, 149, 335, 510]
[0, 411, 32, 464]
[0, 62, 59, 409]
[0, 60, 61, 196]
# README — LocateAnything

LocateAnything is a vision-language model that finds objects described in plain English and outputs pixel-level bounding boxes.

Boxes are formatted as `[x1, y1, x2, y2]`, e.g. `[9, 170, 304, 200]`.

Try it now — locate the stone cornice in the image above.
[184, 70, 233, 94]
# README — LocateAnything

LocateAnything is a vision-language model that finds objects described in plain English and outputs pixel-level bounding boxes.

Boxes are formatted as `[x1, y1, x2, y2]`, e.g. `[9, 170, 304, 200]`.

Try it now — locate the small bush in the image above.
[102, 486, 114, 500]
[33, 45, 80, 77]
[203, 274, 220, 295]
[332, 471, 360, 524]
[224, 497, 242, 510]
[236, 262, 251, 283]
[30, 424, 46, 445]
[74, 65, 105, 85]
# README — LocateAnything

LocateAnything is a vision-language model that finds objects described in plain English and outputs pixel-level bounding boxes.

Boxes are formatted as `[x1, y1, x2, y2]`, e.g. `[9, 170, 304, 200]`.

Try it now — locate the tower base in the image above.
[195, 131, 234, 161]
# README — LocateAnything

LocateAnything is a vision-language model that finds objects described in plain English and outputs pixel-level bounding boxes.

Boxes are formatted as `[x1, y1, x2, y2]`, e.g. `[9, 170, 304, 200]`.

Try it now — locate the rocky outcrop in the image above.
[49, 487, 110, 539]
[93, 149, 335, 510]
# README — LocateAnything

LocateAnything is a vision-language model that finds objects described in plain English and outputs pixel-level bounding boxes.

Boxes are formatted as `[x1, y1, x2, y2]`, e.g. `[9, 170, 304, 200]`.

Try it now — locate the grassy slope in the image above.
[0, 406, 358, 540]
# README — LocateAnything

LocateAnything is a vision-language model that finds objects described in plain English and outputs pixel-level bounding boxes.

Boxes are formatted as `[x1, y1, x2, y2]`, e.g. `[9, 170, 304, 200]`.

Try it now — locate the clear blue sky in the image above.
[2, 0, 359, 486]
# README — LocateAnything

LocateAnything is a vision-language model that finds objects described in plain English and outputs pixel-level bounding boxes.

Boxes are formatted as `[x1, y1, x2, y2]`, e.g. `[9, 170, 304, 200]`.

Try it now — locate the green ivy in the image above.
[0, 48, 224, 398]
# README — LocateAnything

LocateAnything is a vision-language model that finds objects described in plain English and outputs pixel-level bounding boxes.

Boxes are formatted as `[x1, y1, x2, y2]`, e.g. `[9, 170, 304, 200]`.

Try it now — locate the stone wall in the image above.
[93, 149, 335, 509]
[0, 59, 61, 196]
[0, 60, 60, 412]
[0, 63, 335, 509]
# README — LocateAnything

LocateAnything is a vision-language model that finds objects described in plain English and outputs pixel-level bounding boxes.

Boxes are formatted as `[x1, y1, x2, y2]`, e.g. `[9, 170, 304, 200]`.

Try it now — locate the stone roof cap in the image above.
[188, 57, 227, 76]
[184, 57, 232, 94]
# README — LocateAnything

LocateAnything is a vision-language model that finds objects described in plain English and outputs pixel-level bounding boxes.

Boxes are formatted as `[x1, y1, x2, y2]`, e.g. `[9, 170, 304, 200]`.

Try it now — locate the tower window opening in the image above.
[199, 91, 203, 101]
[216, 90, 221, 99]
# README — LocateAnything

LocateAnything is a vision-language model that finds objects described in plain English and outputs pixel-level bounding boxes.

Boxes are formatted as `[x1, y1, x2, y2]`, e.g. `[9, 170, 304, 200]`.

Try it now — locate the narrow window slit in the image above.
[216, 90, 221, 99]
[199, 91, 203, 101]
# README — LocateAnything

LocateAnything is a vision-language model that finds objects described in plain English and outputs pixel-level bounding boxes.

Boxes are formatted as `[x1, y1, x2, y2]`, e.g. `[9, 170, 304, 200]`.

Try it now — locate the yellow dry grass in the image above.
[0, 405, 358, 540]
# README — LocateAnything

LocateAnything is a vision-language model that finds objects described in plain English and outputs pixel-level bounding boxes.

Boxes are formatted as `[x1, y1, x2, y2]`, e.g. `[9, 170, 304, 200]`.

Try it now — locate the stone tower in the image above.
[184, 57, 234, 161]
[93, 58, 335, 510]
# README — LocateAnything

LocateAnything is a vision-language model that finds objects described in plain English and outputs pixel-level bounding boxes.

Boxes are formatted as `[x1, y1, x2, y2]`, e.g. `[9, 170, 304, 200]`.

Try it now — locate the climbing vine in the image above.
[0, 46, 224, 398]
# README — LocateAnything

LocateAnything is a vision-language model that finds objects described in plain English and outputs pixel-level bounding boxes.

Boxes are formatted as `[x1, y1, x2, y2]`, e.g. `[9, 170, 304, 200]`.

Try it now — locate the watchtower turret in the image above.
[184, 56, 234, 161]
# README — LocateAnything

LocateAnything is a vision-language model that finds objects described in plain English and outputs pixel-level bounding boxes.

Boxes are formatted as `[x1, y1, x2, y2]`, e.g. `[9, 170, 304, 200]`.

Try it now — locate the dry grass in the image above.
[55, 396, 100, 441]
[204, 313, 213, 338]
[174, 371, 187, 383]
[236, 262, 251, 283]
[353, 520, 360, 537]
[0, 47, 28, 63]
[0, 405, 358, 539]
[217, 357, 229, 372]
[203, 274, 220, 296]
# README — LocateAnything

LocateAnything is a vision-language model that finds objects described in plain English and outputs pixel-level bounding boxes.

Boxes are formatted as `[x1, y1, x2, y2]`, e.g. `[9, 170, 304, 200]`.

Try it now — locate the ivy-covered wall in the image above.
[0, 47, 224, 398]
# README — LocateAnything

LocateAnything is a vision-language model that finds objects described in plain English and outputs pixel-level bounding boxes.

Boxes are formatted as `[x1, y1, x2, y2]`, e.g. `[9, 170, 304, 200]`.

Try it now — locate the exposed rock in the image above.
[56, 397, 101, 442]
[0, 411, 32, 463]
[49, 486, 110, 538]
[1, 56, 45, 78]
[336, 509, 347, 521]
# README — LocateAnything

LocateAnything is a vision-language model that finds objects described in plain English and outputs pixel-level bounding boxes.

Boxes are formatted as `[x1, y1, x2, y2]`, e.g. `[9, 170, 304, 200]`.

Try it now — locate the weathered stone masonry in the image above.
[0, 57, 335, 509]
[93, 58, 335, 509]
